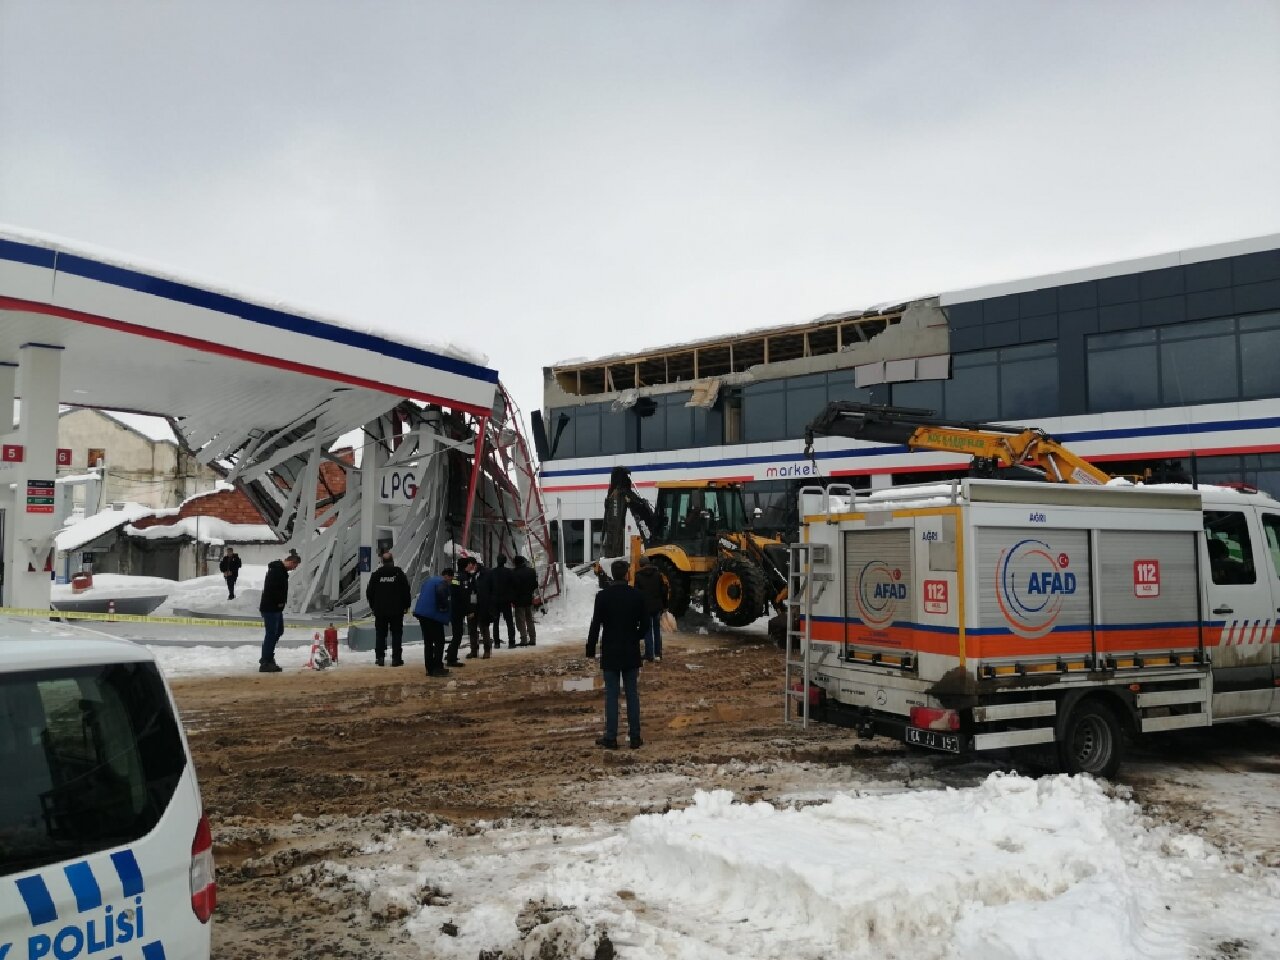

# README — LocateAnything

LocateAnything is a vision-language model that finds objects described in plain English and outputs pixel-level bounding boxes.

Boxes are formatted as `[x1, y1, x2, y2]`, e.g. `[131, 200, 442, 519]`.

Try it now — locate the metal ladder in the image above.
[783, 542, 814, 728]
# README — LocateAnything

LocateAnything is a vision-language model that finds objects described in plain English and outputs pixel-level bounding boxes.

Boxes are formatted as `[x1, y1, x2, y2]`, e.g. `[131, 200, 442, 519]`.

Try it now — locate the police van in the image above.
[0, 621, 214, 960]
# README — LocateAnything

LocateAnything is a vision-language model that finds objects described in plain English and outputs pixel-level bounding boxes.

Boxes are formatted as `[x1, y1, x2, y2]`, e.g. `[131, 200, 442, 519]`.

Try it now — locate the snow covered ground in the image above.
[60, 571, 1277, 958]
[274, 772, 1280, 960]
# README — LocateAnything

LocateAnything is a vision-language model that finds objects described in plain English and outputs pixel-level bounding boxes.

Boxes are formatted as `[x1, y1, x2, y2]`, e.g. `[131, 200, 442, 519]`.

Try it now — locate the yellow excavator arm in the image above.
[805, 403, 1111, 485]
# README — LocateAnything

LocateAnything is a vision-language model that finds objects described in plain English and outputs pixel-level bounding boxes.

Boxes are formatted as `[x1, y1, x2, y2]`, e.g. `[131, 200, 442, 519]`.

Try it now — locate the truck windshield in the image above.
[0, 662, 187, 875]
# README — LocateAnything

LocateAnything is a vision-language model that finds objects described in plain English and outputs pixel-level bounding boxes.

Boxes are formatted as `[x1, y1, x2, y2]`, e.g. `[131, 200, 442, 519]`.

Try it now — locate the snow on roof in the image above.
[124, 516, 279, 544]
[100, 411, 178, 443]
[0, 224, 490, 368]
[55, 502, 157, 551]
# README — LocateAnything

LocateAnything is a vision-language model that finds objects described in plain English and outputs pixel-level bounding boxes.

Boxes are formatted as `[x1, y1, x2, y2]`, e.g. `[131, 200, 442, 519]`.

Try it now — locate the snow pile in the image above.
[337, 774, 1280, 959]
[55, 503, 156, 551]
[51, 573, 176, 601]
[149, 640, 312, 678]
[124, 516, 277, 543]
[535, 570, 600, 646]
[153, 567, 271, 616]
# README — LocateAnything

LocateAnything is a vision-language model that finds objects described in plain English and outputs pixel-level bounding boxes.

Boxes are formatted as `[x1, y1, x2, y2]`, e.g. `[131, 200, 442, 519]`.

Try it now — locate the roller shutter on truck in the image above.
[844, 527, 913, 646]
[974, 529, 1093, 661]
[1095, 530, 1201, 660]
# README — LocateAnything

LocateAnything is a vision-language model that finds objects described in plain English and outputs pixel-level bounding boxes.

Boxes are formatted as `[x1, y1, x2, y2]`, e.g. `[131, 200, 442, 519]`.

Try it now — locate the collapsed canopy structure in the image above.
[0, 227, 558, 614]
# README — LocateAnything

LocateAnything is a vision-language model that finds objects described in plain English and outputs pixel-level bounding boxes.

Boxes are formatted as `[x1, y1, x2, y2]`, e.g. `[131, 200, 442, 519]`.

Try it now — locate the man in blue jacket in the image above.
[586, 559, 648, 749]
[414, 566, 454, 677]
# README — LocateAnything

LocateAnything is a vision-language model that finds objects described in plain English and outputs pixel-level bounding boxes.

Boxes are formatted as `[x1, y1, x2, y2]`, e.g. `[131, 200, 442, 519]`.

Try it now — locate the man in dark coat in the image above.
[258, 551, 300, 672]
[586, 559, 648, 749]
[490, 555, 517, 648]
[219, 548, 242, 600]
[511, 555, 539, 646]
[365, 552, 412, 666]
[633, 556, 670, 662]
[447, 557, 475, 667]
[471, 562, 495, 659]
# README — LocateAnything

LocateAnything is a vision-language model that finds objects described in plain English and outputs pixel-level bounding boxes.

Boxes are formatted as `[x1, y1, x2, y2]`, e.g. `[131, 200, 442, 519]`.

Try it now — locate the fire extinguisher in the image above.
[323, 624, 339, 663]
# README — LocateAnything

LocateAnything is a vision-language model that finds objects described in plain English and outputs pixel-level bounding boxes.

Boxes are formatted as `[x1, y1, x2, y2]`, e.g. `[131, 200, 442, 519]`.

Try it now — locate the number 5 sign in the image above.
[1134, 560, 1160, 598]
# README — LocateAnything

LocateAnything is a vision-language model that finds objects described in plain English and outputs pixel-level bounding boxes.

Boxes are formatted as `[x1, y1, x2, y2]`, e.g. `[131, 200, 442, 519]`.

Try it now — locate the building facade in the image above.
[539, 234, 1280, 566]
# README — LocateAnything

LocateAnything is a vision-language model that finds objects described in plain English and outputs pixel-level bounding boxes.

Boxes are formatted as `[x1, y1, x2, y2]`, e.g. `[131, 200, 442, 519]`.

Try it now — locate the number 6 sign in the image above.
[1134, 560, 1160, 598]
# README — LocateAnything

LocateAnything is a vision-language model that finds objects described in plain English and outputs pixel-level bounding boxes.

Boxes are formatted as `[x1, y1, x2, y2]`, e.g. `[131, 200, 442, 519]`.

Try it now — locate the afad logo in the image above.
[995, 538, 1077, 638]
[854, 560, 906, 628]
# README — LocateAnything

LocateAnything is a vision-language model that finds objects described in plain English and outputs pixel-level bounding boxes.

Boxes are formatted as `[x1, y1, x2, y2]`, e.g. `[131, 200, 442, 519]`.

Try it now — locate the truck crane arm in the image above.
[803, 402, 1111, 485]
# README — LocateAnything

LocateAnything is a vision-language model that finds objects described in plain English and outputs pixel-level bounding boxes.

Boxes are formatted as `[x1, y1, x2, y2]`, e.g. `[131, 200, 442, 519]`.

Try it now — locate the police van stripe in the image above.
[141, 940, 167, 960]
[14, 874, 57, 926]
[111, 849, 146, 897]
[63, 860, 103, 913]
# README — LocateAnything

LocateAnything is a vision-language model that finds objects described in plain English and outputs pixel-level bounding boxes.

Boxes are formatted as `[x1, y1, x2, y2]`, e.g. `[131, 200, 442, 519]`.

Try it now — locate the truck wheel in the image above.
[650, 556, 691, 616]
[708, 557, 768, 627]
[1058, 700, 1123, 778]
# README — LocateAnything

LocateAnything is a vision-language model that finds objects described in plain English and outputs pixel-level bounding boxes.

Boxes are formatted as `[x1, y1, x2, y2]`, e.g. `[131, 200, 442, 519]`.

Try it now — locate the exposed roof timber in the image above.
[552, 309, 902, 396]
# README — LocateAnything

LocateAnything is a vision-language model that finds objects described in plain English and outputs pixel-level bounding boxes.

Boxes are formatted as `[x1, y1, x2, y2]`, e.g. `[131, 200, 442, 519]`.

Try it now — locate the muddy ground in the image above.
[171, 630, 1279, 959]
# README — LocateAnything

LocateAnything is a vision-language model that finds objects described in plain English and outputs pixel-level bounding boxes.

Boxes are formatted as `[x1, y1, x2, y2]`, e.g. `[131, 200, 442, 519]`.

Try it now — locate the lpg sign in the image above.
[995, 538, 1078, 638]
[378, 468, 419, 505]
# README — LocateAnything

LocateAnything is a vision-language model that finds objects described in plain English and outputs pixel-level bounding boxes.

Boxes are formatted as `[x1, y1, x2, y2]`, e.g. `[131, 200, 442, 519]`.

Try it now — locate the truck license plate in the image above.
[905, 727, 960, 753]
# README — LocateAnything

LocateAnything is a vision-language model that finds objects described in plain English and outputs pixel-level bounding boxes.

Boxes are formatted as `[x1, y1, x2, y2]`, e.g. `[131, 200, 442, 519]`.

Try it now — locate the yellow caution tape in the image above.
[0, 606, 365, 630]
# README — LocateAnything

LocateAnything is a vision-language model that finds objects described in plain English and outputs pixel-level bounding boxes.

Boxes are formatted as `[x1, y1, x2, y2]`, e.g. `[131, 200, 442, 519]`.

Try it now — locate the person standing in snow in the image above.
[258, 550, 300, 672]
[586, 559, 648, 749]
[633, 556, 669, 662]
[447, 557, 475, 667]
[472, 561, 497, 657]
[365, 551, 412, 667]
[414, 566, 453, 676]
[490, 554, 517, 648]
[510, 555, 539, 646]
[219, 548, 242, 600]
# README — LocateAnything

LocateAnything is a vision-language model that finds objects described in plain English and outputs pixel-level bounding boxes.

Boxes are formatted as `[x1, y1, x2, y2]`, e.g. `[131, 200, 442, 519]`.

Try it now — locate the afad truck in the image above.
[786, 478, 1280, 777]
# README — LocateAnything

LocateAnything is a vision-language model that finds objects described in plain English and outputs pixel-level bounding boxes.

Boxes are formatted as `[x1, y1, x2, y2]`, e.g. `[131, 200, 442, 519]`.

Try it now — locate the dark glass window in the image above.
[1088, 330, 1158, 412]
[0, 663, 186, 873]
[562, 519, 585, 567]
[945, 350, 999, 420]
[637, 402, 666, 453]
[575, 408, 601, 458]
[547, 409, 575, 459]
[599, 411, 626, 455]
[1160, 319, 1237, 404]
[742, 382, 786, 443]
[892, 380, 943, 413]
[1203, 510, 1256, 585]
[1240, 313, 1280, 399]
[666, 395, 694, 450]
[785, 374, 829, 438]
[826, 375, 869, 406]
[999, 343, 1058, 418]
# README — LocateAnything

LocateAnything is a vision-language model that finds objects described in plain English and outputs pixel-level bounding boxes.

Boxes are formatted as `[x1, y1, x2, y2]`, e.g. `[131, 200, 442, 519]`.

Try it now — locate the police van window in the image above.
[1202, 510, 1257, 585]
[0, 662, 186, 874]
[1261, 514, 1280, 579]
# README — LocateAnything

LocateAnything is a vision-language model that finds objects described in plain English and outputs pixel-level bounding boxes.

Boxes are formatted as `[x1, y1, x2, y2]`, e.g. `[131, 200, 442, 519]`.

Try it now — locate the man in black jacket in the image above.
[258, 551, 300, 672]
[490, 555, 516, 648]
[586, 559, 648, 749]
[511, 555, 539, 646]
[471, 562, 495, 659]
[633, 556, 670, 662]
[365, 552, 412, 666]
[219, 548, 242, 600]
[447, 557, 476, 667]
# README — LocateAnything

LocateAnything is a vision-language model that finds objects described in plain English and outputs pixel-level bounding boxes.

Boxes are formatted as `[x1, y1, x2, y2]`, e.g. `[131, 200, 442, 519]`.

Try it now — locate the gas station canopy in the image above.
[0, 228, 498, 425]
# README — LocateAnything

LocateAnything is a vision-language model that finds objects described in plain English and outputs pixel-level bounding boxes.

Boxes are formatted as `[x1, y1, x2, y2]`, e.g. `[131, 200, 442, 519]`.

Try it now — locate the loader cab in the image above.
[654, 482, 750, 555]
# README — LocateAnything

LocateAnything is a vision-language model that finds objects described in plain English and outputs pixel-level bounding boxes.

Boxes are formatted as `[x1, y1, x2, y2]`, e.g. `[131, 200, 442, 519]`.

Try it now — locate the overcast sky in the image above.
[2, 1, 1278, 419]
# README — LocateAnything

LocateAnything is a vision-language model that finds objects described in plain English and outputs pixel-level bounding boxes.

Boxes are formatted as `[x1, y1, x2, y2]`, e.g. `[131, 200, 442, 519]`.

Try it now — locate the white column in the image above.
[6, 345, 63, 610]
[358, 422, 387, 601]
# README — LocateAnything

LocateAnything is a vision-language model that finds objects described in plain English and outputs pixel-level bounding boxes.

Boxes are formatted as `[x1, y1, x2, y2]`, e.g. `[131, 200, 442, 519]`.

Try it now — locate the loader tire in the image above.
[1057, 699, 1123, 779]
[708, 557, 768, 627]
[651, 556, 691, 616]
